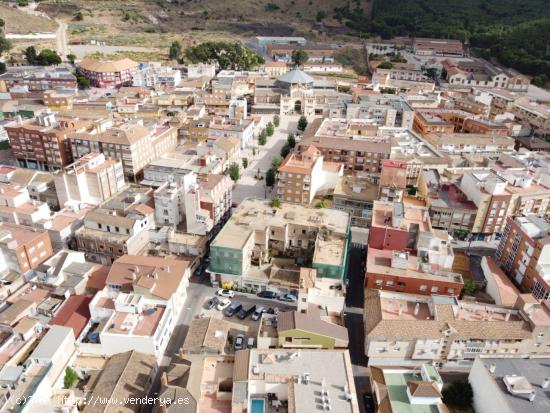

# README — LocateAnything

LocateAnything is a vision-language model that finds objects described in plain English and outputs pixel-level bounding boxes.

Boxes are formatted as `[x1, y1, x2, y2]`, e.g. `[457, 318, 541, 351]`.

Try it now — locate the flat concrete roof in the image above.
[477, 358, 550, 413]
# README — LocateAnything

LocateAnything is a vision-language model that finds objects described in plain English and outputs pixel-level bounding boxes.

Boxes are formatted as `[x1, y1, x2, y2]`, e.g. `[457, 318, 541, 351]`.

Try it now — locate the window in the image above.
[98, 223, 102, 229]
[375, 280, 383, 286]
[419, 285, 428, 291]
[431, 286, 439, 293]
[448, 288, 455, 294]
[386, 280, 394, 287]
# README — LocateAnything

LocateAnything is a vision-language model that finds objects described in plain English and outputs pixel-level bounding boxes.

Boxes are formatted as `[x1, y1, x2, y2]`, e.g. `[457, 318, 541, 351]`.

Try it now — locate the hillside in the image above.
[0, 2, 56, 34]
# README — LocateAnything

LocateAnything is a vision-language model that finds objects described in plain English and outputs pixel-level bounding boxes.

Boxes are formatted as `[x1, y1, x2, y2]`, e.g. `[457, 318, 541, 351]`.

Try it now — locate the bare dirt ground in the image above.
[0, 3, 57, 34]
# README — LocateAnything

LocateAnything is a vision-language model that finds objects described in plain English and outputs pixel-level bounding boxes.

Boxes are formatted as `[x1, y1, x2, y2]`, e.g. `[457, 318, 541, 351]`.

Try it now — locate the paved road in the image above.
[55, 19, 69, 60]
[144, 275, 296, 410]
[232, 115, 300, 204]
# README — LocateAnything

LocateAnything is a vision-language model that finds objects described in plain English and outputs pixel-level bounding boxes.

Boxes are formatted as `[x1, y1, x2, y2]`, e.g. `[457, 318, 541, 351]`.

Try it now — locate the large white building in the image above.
[132, 63, 182, 88]
[79, 255, 190, 360]
[469, 358, 550, 413]
[54, 152, 126, 208]
[153, 171, 213, 235]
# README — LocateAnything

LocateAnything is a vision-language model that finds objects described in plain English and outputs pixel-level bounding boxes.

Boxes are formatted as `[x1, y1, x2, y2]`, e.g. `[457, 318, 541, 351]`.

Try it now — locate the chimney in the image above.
[542, 378, 550, 389]
[489, 363, 496, 374]
[529, 392, 536, 402]
[398, 303, 404, 316]
[414, 302, 420, 316]
[160, 372, 168, 386]
[505, 311, 511, 321]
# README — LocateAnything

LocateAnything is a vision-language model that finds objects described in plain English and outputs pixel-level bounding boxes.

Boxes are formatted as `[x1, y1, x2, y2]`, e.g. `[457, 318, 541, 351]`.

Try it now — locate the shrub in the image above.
[63, 367, 78, 389]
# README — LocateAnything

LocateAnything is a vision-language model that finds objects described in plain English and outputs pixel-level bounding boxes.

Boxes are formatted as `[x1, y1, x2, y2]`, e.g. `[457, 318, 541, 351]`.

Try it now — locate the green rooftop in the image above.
[384, 372, 440, 413]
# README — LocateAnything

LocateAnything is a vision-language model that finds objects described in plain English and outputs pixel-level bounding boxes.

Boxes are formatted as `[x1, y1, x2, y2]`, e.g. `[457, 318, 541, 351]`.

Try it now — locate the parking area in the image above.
[198, 292, 296, 353]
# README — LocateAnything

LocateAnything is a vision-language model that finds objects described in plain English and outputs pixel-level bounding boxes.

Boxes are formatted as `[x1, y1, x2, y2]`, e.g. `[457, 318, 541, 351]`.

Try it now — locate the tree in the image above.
[297, 115, 308, 131]
[270, 197, 281, 208]
[280, 143, 291, 158]
[532, 74, 548, 87]
[74, 11, 84, 21]
[184, 41, 264, 71]
[67, 53, 76, 64]
[27, 47, 60, 66]
[287, 133, 296, 148]
[377, 61, 394, 69]
[442, 381, 473, 410]
[228, 162, 240, 182]
[76, 73, 90, 89]
[316, 200, 328, 208]
[273, 115, 280, 127]
[0, 36, 11, 58]
[242, 157, 249, 169]
[271, 156, 282, 169]
[63, 367, 78, 389]
[258, 133, 267, 145]
[36, 49, 61, 65]
[316, 10, 326, 22]
[24, 46, 38, 64]
[0, 62, 6, 75]
[266, 168, 276, 187]
[265, 122, 274, 137]
[462, 279, 476, 296]
[169, 41, 182, 61]
[291, 49, 309, 67]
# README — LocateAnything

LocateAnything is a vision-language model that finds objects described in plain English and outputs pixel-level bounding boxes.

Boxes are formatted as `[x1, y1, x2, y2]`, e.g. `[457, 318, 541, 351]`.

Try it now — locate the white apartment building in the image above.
[78, 255, 190, 360]
[339, 94, 415, 129]
[153, 172, 213, 235]
[53, 152, 126, 208]
[132, 63, 182, 88]
[0, 182, 51, 226]
[208, 118, 255, 150]
[187, 63, 216, 79]
[364, 289, 550, 368]
[70, 120, 177, 179]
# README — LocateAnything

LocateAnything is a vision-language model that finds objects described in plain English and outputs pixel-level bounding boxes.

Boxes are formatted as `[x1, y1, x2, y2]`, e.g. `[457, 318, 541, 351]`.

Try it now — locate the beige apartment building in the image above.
[365, 289, 550, 368]
[53, 152, 126, 208]
[75, 186, 155, 264]
[70, 121, 177, 180]
[277, 145, 343, 205]
[297, 118, 391, 175]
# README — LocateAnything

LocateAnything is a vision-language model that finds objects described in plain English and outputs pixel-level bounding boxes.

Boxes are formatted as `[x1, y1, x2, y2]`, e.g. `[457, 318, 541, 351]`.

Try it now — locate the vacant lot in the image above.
[0, 3, 57, 34]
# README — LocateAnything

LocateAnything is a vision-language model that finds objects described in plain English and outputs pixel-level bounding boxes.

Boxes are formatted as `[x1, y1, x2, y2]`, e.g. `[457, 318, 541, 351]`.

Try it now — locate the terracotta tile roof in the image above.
[50, 295, 91, 337]
[364, 289, 532, 340]
[107, 255, 189, 300]
[277, 304, 348, 342]
[408, 380, 442, 398]
[78, 58, 139, 73]
[83, 351, 156, 413]
[483, 257, 520, 307]
[86, 265, 110, 291]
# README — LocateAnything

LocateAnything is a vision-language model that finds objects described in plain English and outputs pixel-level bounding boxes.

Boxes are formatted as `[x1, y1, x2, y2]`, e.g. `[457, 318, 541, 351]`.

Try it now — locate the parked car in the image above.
[247, 337, 255, 349]
[205, 297, 219, 310]
[363, 393, 375, 413]
[225, 302, 243, 317]
[238, 304, 257, 319]
[257, 290, 277, 299]
[234, 334, 244, 350]
[251, 306, 267, 321]
[279, 293, 297, 302]
[216, 298, 231, 311]
[217, 289, 235, 298]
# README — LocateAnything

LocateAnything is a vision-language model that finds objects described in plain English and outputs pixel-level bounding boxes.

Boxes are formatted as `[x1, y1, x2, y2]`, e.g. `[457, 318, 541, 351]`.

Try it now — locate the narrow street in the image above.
[231, 115, 299, 204]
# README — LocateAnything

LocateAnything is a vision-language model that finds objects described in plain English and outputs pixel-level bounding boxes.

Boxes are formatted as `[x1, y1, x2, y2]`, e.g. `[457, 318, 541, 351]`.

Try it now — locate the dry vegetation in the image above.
[37, 0, 350, 48]
[0, 3, 57, 34]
